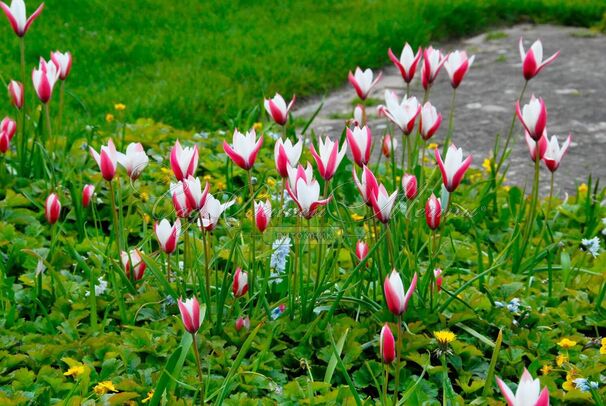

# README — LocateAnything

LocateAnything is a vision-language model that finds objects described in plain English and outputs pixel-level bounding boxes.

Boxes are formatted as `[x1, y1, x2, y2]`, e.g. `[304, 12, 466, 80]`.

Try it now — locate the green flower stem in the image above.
[519, 142, 541, 268]
[383, 364, 390, 406]
[441, 354, 448, 406]
[191, 333, 205, 403]
[495, 80, 528, 175]
[45, 103, 52, 155]
[441, 89, 457, 157]
[393, 315, 402, 405]
[202, 229, 211, 304]
[18, 37, 27, 174]
[108, 180, 128, 323]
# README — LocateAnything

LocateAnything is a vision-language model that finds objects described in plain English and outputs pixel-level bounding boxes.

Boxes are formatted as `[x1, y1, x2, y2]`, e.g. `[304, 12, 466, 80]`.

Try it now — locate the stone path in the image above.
[295, 24, 606, 195]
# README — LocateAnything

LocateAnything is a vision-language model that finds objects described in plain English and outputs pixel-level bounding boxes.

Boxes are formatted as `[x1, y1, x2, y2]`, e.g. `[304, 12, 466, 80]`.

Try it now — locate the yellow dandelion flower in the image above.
[246, 209, 252, 220]
[143, 214, 150, 224]
[203, 174, 212, 182]
[237, 196, 243, 205]
[106, 113, 115, 123]
[160, 167, 172, 175]
[579, 183, 588, 194]
[351, 213, 364, 222]
[93, 381, 118, 395]
[217, 181, 226, 191]
[562, 379, 575, 392]
[502, 185, 511, 192]
[140, 191, 149, 202]
[336, 229, 343, 236]
[434, 330, 456, 345]
[600, 338, 606, 355]
[557, 338, 577, 349]
[142, 390, 154, 403]
[267, 178, 276, 187]
[396, 176, 401, 183]
[556, 354, 568, 366]
[541, 364, 552, 375]
[252, 122, 263, 131]
[63, 365, 85, 378]
[114, 103, 126, 111]
[428, 143, 438, 150]
[258, 192, 270, 200]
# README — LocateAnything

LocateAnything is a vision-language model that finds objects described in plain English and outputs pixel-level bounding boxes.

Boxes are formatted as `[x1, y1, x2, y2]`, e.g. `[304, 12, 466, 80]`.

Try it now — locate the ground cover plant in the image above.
[0, 0, 606, 405]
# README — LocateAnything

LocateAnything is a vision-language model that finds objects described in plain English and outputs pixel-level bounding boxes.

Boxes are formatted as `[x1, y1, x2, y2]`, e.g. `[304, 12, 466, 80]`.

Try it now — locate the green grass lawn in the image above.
[1, 0, 604, 131]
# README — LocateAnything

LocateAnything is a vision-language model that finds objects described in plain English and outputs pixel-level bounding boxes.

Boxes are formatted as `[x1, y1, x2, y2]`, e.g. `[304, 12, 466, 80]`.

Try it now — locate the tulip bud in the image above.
[346, 125, 372, 167]
[170, 140, 199, 181]
[51, 51, 72, 81]
[235, 315, 250, 332]
[434, 268, 443, 292]
[32, 58, 59, 103]
[380, 324, 396, 364]
[264, 93, 295, 126]
[154, 219, 181, 254]
[44, 193, 61, 224]
[402, 174, 417, 200]
[516, 95, 547, 142]
[254, 199, 272, 233]
[419, 102, 442, 141]
[381, 134, 397, 158]
[425, 194, 441, 230]
[223, 129, 263, 171]
[384, 270, 417, 316]
[519, 38, 560, 81]
[232, 268, 248, 297]
[121, 249, 146, 280]
[0, 117, 17, 153]
[82, 184, 95, 208]
[353, 104, 365, 126]
[89, 139, 119, 181]
[421, 46, 447, 90]
[178, 297, 202, 334]
[8, 80, 23, 109]
[355, 240, 369, 262]
[348, 68, 381, 100]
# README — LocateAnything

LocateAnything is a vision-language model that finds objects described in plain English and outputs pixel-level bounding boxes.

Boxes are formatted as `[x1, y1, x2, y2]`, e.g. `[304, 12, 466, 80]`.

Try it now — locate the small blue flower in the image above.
[581, 237, 601, 258]
[573, 378, 598, 392]
[270, 236, 291, 277]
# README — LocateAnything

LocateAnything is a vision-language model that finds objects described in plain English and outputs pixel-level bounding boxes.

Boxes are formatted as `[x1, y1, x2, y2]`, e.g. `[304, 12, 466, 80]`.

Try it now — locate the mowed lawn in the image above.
[0, 0, 603, 131]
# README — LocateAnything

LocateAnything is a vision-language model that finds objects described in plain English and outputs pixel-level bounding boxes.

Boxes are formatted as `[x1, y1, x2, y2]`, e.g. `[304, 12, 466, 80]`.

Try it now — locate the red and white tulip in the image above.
[264, 93, 295, 126]
[402, 173, 417, 200]
[381, 134, 397, 158]
[346, 125, 372, 167]
[524, 130, 548, 162]
[8, 80, 23, 109]
[311, 136, 347, 181]
[170, 181, 190, 218]
[380, 323, 396, 364]
[519, 38, 560, 81]
[286, 162, 314, 192]
[496, 368, 550, 406]
[89, 139, 119, 181]
[355, 240, 369, 262]
[370, 183, 397, 224]
[543, 134, 571, 173]
[170, 140, 198, 181]
[421, 46, 447, 90]
[235, 315, 250, 332]
[177, 297, 202, 334]
[444, 50, 475, 88]
[435, 144, 473, 192]
[348, 67, 382, 100]
[383, 90, 420, 135]
[121, 249, 146, 281]
[274, 137, 303, 178]
[353, 165, 379, 206]
[50, 51, 72, 80]
[81, 184, 95, 208]
[425, 194, 441, 230]
[254, 199, 272, 233]
[516, 95, 547, 141]
[388, 43, 422, 84]
[183, 176, 210, 211]
[232, 268, 249, 297]
[223, 129, 263, 171]
[32, 57, 59, 103]
[286, 166, 331, 219]
[434, 268, 443, 292]
[0, 0, 43, 37]
[117, 142, 148, 180]
[44, 192, 61, 224]
[199, 193, 235, 231]
[384, 270, 418, 316]
[0, 117, 16, 153]
[419, 101, 442, 141]
[154, 218, 181, 254]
